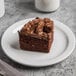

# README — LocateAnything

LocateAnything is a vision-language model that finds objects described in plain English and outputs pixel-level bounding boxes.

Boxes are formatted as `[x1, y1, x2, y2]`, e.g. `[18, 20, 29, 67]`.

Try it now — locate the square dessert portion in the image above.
[18, 17, 54, 53]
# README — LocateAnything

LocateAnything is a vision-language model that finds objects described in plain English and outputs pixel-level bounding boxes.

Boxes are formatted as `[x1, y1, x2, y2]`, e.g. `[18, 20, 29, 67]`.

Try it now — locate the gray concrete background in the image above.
[0, 0, 76, 76]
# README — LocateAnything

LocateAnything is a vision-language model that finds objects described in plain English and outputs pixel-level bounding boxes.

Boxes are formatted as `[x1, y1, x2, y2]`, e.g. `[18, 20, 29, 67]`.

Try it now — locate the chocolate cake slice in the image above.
[18, 17, 54, 53]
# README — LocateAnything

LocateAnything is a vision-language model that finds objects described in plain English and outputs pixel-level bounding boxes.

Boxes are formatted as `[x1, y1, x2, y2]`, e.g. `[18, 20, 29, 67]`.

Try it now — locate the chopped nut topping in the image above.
[20, 17, 53, 39]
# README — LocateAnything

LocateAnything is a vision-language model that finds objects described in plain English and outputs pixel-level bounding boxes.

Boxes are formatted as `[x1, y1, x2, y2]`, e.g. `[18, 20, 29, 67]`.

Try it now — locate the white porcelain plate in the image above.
[1, 18, 75, 67]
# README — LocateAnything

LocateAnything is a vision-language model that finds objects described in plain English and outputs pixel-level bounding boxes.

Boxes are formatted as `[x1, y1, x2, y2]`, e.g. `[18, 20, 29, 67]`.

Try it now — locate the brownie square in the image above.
[18, 17, 54, 53]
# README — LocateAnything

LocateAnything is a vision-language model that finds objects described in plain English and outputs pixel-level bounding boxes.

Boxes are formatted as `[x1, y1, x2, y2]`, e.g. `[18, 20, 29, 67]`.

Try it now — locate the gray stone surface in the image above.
[0, 0, 76, 76]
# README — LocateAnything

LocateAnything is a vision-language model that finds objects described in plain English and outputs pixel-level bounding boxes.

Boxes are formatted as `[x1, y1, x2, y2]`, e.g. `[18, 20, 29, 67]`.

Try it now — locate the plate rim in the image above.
[1, 18, 76, 67]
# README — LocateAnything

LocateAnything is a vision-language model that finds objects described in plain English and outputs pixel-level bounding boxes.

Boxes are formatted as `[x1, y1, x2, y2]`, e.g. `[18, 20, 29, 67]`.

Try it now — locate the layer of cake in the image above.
[19, 33, 53, 52]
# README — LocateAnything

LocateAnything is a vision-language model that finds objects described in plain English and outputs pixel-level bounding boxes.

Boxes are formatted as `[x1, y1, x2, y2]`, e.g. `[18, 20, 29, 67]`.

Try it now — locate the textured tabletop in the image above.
[0, 0, 76, 76]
